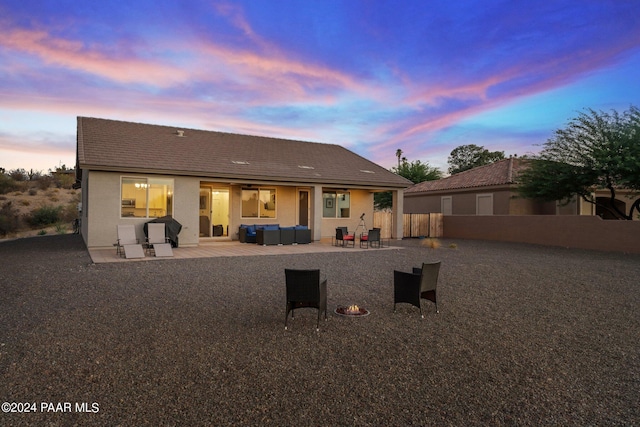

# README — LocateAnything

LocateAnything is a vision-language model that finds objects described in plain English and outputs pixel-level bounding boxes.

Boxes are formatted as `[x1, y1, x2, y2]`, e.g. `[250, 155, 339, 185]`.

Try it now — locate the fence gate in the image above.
[373, 212, 443, 238]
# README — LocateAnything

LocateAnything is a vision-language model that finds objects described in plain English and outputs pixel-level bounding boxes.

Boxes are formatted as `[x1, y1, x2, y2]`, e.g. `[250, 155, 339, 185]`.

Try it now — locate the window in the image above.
[242, 188, 276, 218]
[323, 191, 350, 218]
[476, 193, 493, 215]
[121, 177, 174, 218]
[441, 196, 452, 215]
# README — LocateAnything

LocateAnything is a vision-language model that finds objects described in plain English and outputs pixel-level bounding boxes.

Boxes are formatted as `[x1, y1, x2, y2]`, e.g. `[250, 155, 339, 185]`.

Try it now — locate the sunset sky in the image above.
[1, 0, 639, 174]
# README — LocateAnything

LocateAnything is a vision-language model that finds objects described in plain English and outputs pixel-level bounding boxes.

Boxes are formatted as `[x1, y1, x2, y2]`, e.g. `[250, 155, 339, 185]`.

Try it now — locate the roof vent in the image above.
[298, 165, 315, 170]
[360, 169, 375, 174]
[232, 160, 250, 165]
[176, 130, 185, 137]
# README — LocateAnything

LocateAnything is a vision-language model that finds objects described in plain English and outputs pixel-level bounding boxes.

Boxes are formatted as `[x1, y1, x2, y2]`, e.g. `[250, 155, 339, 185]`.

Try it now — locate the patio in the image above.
[1, 234, 639, 425]
[89, 239, 400, 263]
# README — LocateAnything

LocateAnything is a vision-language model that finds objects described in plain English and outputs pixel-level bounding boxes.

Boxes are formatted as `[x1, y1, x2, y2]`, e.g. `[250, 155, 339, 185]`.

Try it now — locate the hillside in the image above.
[0, 186, 80, 239]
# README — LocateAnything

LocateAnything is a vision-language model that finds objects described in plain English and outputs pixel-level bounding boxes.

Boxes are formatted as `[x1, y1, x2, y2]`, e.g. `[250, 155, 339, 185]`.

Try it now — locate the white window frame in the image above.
[120, 176, 174, 219]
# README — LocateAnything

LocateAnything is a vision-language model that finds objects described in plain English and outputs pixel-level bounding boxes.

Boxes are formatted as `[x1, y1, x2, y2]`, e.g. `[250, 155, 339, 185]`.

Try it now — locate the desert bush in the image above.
[421, 238, 441, 249]
[19, 200, 30, 206]
[54, 173, 75, 189]
[55, 223, 68, 234]
[37, 175, 54, 191]
[0, 201, 20, 236]
[8, 169, 28, 181]
[60, 203, 79, 222]
[27, 205, 62, 227]
[0, 174, 19, 195]
[28, 188, 38, 196]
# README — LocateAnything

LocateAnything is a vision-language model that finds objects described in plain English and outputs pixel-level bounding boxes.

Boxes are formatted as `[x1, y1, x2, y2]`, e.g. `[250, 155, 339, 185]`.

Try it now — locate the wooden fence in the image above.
[373, 212, 443, 238]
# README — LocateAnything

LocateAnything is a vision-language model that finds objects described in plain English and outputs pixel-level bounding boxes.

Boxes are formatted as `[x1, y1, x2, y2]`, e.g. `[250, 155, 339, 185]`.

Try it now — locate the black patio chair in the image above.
[335, 227, 355, 247]
[393, 261, 441, 318]
[360, 228, 381, 248]
[285, 269, 328, 331]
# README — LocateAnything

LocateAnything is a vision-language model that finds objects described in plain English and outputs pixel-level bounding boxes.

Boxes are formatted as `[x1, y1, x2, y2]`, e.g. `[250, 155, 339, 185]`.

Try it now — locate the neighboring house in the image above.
[75, 117, 411, 248]
[405, 158, 577, 216]
[404, 157, 639, 219]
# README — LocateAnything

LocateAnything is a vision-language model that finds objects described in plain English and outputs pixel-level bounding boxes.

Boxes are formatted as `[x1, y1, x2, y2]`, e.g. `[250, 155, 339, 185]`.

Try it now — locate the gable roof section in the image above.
[77, 117, 411, 189]
[405, 158, 528, 194]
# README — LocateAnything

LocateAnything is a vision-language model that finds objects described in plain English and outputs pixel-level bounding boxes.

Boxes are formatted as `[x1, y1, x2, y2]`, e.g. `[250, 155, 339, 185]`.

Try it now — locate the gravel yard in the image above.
[1, 234, 639, 426]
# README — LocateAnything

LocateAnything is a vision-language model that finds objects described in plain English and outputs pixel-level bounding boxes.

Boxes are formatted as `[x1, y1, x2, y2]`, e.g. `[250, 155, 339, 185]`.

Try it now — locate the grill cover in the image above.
[144, 216, 183, 247]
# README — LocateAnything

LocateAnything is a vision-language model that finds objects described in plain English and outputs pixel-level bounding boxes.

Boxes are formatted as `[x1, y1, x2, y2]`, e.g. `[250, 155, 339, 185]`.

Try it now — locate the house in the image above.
[75, 117, 411, 248]
[404, 158, 576, 215]
[404, 157, 639, 219]
[404, 158, 550, 215]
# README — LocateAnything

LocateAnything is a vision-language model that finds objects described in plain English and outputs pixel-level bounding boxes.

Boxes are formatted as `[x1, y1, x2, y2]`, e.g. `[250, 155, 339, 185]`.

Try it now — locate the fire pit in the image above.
[335, 304, 370, 317]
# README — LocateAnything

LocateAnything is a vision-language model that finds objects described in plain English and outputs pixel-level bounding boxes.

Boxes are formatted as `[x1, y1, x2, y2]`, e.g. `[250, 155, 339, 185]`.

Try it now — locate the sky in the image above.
[1, 0, 639, 174]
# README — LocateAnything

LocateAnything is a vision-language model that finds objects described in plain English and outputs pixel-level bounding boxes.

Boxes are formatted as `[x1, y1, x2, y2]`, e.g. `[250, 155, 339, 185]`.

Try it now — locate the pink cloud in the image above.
[0, 28, 192, 87]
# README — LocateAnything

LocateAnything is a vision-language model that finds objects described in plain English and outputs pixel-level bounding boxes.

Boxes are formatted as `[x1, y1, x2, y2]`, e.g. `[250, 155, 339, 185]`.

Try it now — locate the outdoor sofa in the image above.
[239, 224, 311, 245]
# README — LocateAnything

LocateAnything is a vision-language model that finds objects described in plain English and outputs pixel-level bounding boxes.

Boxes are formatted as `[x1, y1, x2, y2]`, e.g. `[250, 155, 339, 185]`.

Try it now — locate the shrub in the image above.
[37, 175, 54, 191]
[55, 223, 68, 234]
[54, 173, 75, 189]
[60, 203, 79, 222]
[449, 243, 458, 249]
[27, 205, 62, 227]
[0, 174, 19, 195]
[8, 169, 27, 181]
[421, 238, 441, 249]
[19, 200, 30, 206]
[28, 188, 38, 196]
[0, 201, 20, 236]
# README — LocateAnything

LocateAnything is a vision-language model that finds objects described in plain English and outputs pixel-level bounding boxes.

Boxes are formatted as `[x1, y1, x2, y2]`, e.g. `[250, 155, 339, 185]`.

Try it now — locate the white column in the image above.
[311, 185, 323, 241]
[392, 189, 404, 240]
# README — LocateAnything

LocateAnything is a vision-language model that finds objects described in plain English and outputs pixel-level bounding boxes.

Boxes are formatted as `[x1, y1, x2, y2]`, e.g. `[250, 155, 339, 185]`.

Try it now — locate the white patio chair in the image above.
[146, 223, 173, 257]
[116, 224, 145, 259]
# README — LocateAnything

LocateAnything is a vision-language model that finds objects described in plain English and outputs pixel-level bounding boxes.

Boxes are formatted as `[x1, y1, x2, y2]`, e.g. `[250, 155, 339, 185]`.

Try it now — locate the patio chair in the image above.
[360, 228, 381, 248]
[393, 261, 441, 318]
[115, 224, 144, 258]
[335, 227, 355, 247]
[285, 269, 328, 331]
[146, 223, 173, 256]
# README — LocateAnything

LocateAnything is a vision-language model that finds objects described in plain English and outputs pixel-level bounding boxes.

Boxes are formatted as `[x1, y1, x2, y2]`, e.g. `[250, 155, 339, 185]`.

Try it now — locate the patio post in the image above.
[392, 189, 404, 240]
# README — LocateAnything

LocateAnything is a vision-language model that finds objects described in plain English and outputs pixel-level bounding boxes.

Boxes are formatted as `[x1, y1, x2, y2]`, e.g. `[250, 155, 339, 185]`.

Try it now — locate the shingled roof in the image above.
[405, 158, 528, 194]
[77, 117, 411, 189]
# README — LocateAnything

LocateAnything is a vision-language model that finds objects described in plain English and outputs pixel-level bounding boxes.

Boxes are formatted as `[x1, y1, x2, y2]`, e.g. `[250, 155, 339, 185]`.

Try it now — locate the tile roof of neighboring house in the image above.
[77, 117, 411, 188]
[405, 158, 528, 194]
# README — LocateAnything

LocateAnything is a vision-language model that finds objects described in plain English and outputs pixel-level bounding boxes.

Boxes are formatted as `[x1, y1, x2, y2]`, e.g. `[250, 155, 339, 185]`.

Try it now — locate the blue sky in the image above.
[1, 0, 639, 173]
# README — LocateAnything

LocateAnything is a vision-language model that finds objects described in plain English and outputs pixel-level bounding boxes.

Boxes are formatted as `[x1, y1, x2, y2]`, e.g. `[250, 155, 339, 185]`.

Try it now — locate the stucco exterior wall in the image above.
[319, 190, 373, 239]
[404, 194, 441, 214]
[406, 188, 557, 216]
[83, 171, 200, 248]
[228, 185, 299, 240]
[82, 171, 380, 247]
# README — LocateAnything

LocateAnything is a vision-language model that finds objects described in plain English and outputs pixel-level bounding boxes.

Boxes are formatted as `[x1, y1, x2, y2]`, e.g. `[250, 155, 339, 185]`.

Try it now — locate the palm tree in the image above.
[396, 149, 403, 168]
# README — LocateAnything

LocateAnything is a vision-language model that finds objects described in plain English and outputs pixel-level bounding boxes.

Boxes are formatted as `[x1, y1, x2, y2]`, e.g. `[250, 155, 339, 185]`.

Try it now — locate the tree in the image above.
[375, 159, 443, 210]
[518, 106, 640, 220]
[447, 144, 505, 174]
[395, 149, 403, 169]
